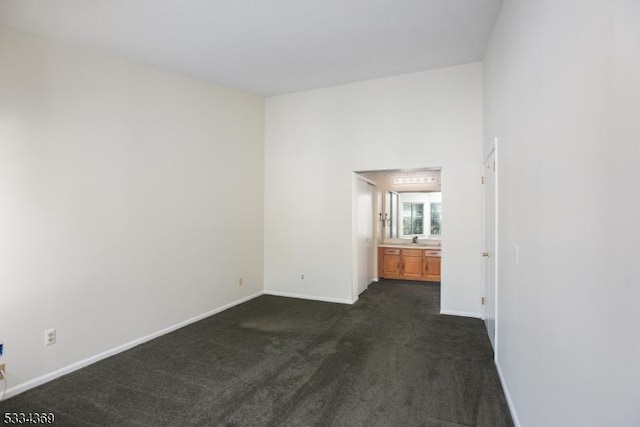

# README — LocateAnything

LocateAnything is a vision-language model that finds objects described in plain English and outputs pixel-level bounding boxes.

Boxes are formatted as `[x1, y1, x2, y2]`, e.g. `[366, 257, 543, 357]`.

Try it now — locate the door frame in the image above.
[482, 140, 499, 355]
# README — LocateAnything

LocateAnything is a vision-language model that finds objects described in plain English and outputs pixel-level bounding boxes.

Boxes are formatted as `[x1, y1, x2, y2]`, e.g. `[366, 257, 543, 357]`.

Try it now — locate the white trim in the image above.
[494, 139, 500, 357]
[264, 290, 354, 305]
[496, 360, 522, 427]
[2, 291, 264, 400]
[440, 309, 482, 319]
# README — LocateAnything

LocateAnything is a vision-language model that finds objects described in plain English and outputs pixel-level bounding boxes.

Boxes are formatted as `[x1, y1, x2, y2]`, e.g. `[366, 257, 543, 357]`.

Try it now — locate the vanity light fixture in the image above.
[393, 176, 437, 185]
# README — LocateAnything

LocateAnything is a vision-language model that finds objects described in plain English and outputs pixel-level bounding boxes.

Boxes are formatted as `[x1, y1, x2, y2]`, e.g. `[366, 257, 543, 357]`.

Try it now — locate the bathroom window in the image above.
[402, 202, 424, 235]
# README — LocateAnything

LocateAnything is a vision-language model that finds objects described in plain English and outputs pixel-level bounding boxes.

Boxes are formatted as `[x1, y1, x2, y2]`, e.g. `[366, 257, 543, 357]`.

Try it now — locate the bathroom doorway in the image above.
[352, 167, 443, 302]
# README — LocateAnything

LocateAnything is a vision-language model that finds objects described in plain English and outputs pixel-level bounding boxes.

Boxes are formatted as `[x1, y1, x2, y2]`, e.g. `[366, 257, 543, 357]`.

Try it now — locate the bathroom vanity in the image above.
[378, 244, 441, 282]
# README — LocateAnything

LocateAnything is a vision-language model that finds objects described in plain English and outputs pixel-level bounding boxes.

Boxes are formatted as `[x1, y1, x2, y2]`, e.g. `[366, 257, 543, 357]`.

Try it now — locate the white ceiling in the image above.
[0, 0, 502, 96]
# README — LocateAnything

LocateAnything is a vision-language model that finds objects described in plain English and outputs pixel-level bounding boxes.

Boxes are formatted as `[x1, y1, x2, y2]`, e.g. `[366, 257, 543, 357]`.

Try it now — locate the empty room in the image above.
[0, 1, 638, 426]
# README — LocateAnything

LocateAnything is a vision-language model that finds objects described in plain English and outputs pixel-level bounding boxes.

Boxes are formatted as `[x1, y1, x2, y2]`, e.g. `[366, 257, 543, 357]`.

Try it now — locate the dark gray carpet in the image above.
[0, 280, 513, 426]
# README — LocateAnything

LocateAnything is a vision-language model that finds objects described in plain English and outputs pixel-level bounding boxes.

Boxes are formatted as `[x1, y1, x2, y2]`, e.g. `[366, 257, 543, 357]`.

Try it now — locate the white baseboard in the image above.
[3, 291, 264, 400]
[263, 290, 354, 305]
[440, 309, 482, 319]
[495, 359, 522, 427]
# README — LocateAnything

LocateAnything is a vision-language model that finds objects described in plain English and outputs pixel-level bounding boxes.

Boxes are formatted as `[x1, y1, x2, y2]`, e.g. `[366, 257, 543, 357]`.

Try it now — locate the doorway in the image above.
[352, 167, 443, 303]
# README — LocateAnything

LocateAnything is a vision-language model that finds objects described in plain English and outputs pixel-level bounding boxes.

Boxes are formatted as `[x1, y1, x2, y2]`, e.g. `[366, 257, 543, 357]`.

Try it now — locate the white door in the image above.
[483, 150, 497, 350]
[357, 179, 375, 295]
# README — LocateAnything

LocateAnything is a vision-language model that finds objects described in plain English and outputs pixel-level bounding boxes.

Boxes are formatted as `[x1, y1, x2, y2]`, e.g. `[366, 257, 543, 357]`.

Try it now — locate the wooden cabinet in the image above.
[381, 248, 401, 278]
[424, 250, 441, 282]
[378, 246, 441, 282]
[401, 249, 424, 278]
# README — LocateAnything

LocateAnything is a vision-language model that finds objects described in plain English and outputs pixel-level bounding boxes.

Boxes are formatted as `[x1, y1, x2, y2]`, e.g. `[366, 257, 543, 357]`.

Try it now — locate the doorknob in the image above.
[482, 252, 490, 257]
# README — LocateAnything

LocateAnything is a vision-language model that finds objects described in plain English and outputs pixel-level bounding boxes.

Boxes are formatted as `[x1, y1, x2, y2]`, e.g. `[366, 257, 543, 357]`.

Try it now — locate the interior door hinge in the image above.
[493, 160, 496, 171]
[481, 176, 485, 184]
[482, 297, 486, 305]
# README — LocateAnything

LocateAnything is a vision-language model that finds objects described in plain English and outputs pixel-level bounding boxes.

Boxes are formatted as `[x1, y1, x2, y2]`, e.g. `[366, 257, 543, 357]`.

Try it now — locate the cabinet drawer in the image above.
[424, 250, 441, 257]
[383, 248, 400, 255]
[403, 249, 423, 257]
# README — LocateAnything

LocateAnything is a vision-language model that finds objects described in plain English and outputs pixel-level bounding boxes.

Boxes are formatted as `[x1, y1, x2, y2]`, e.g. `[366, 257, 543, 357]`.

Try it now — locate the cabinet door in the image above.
[403, 256, 424, 278]
[383, 255, 401, 277]
[424, 256, 441, 281]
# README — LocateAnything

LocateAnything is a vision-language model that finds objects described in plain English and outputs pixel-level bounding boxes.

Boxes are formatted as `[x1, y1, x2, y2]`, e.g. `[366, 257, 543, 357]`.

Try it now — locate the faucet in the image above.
[412, 236, 418, 244]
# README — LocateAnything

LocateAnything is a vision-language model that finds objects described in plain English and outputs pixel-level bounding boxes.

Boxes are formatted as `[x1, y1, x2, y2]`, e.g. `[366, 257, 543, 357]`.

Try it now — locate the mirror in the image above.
[385, 191, 441, 239]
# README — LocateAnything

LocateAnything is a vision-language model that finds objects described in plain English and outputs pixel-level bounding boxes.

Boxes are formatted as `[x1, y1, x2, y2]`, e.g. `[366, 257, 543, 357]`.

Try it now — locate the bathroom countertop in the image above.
[378, 243, 441, 250]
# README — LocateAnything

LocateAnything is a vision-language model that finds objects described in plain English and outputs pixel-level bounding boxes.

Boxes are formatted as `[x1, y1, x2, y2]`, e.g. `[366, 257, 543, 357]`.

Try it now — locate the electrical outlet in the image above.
[238, 277, 243, 286]
[44, 328, 56, 346]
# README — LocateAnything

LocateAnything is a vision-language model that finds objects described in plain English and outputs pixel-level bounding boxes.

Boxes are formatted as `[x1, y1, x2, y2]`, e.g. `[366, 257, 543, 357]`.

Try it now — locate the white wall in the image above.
[484, 1, 640, 426]
[0, 26, 265, 394]
[264, 63, 483, 314]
